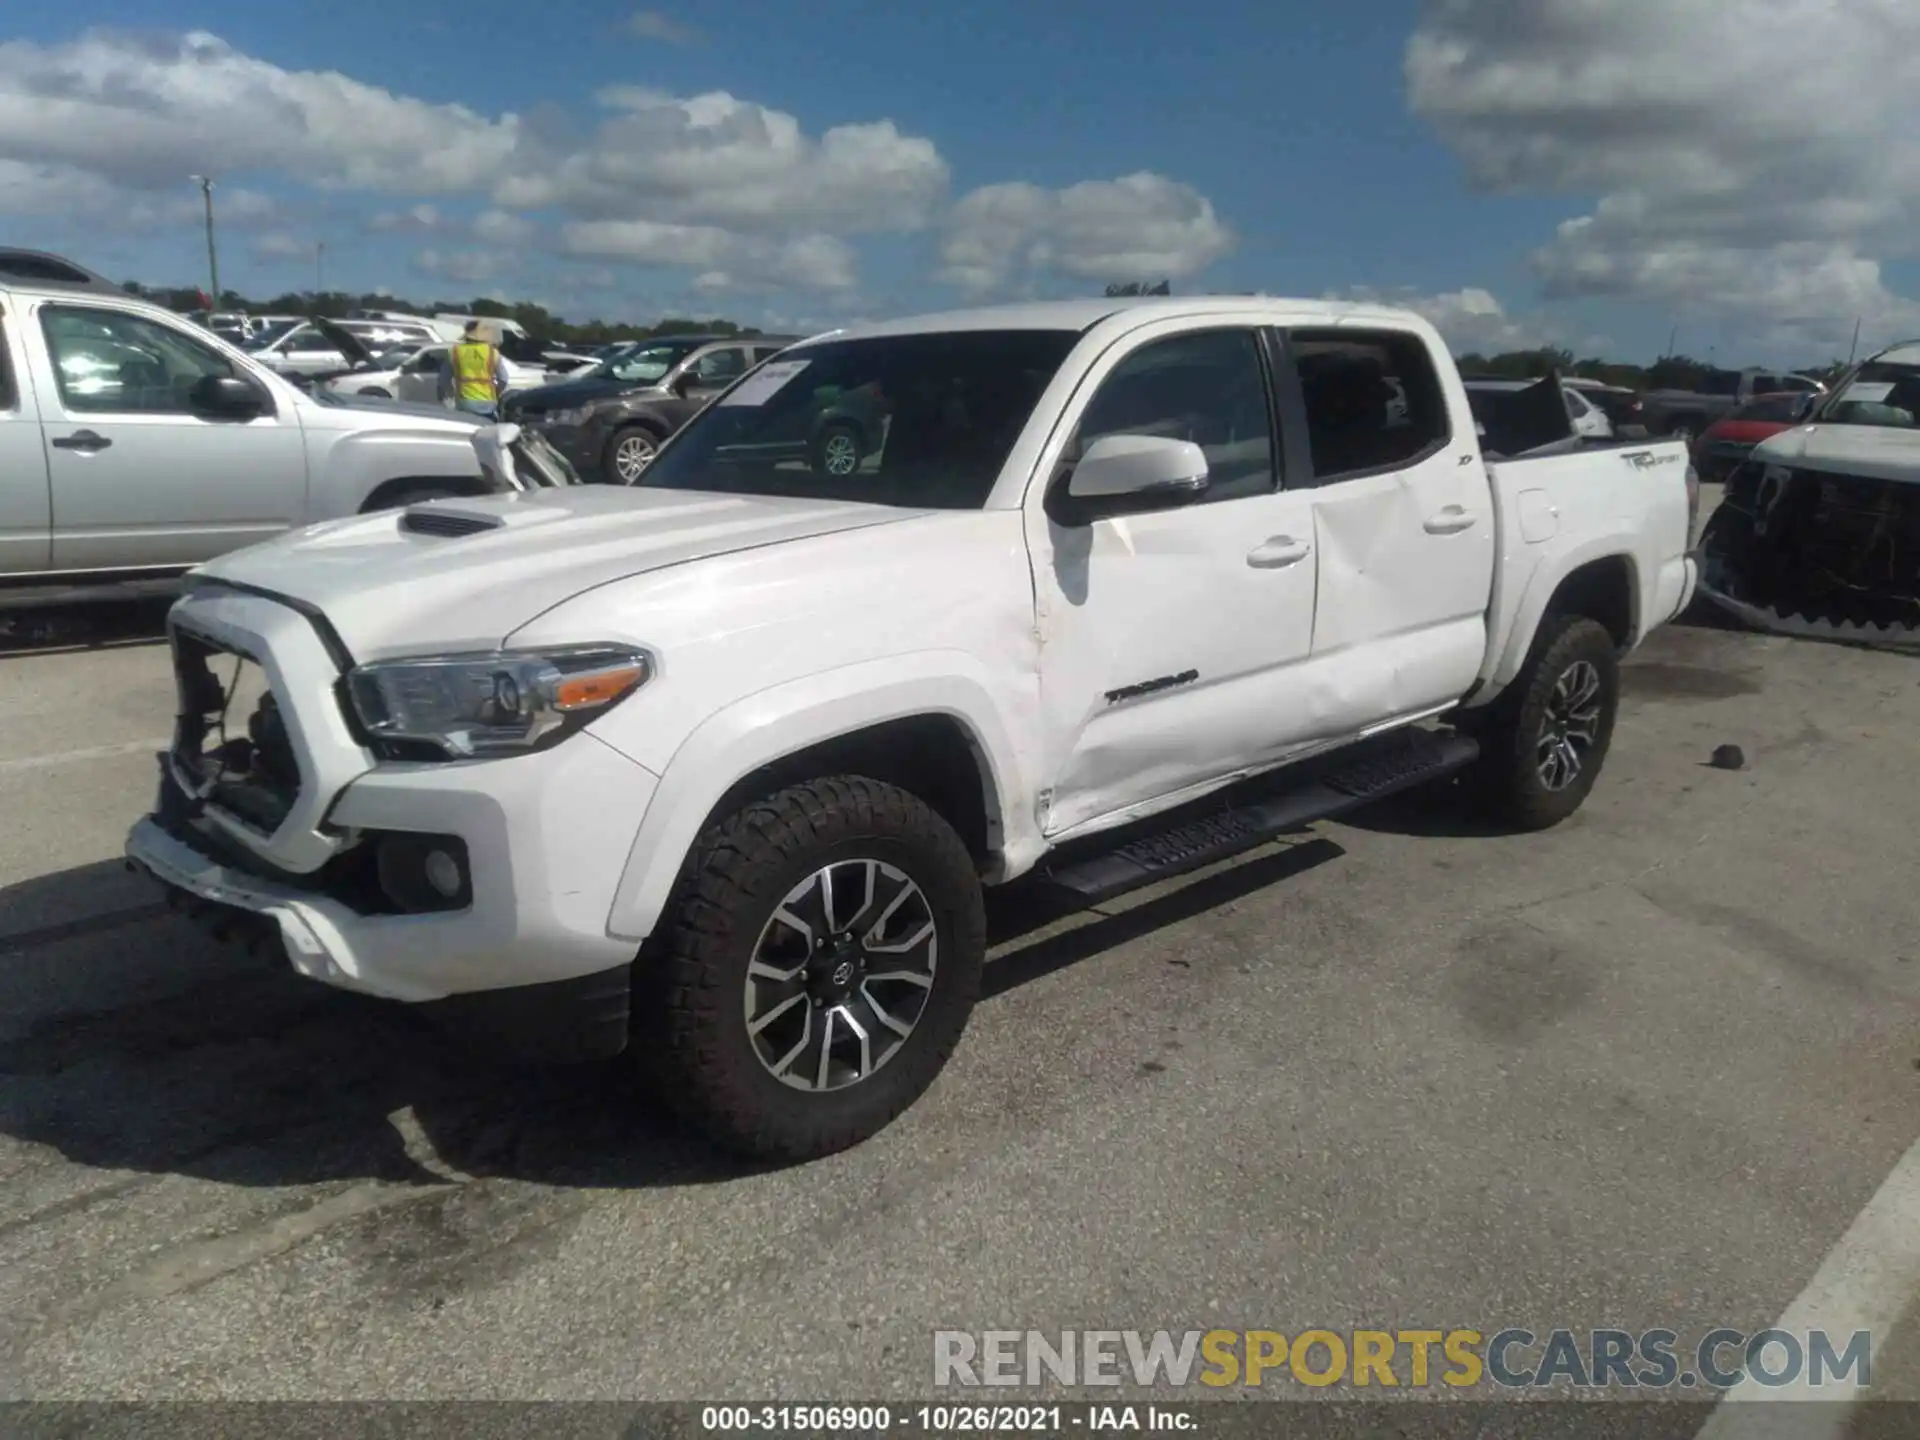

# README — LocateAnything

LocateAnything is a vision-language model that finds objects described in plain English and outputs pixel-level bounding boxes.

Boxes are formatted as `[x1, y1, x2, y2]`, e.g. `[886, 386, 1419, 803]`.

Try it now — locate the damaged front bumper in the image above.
[1694, 459, 1920, 653]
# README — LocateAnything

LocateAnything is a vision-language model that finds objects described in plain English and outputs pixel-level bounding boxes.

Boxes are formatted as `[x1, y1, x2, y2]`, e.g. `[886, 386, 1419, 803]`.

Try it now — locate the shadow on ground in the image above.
[0, 838, 1342, 1197]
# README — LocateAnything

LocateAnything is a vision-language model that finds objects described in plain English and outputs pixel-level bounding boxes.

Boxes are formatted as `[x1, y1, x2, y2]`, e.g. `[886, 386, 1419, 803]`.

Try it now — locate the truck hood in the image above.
[1749, 423, 1920, 484]
[189, 486, 930, 659]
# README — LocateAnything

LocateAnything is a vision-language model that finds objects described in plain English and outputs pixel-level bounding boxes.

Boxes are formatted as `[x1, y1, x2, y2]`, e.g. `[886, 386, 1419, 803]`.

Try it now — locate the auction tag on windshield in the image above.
[721, 358, 812, 407]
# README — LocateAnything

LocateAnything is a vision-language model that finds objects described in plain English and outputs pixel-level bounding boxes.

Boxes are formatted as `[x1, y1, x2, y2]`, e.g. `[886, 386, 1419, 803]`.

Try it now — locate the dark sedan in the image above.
[503, 334, 798, 482]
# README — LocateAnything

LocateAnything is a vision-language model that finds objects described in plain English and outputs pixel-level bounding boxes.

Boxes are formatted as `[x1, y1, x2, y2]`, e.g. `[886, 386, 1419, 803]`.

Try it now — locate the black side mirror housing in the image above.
[191, 374, 269, 419]
[670, 371, 696, 397]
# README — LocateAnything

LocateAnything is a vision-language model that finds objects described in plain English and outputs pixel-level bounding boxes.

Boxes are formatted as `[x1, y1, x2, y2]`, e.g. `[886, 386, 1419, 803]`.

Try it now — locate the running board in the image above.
[1041, 727, 1480, 907]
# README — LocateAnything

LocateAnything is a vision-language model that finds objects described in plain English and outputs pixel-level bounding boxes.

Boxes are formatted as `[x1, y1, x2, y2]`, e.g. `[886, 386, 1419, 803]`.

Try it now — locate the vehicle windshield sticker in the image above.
[720, 359, 812, 407]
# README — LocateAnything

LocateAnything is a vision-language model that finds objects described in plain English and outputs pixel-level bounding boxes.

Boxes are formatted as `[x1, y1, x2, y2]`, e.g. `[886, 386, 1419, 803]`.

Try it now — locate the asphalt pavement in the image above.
[1, 576, 1917, 1421]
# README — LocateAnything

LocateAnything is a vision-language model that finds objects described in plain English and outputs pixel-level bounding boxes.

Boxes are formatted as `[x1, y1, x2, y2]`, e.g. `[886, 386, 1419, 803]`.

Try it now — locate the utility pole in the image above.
[189, 175, 220, 310]
[1665, 323, 1677, 358]
[1847, 316, 1862, 366]
[316, 242, 326, 297]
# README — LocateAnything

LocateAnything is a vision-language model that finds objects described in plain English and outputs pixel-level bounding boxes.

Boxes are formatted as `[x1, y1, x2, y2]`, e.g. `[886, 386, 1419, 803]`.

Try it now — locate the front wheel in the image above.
[605, 425, 660, 484]
[642, 776, 985, 1161]
[1463, 615, 1619, 831]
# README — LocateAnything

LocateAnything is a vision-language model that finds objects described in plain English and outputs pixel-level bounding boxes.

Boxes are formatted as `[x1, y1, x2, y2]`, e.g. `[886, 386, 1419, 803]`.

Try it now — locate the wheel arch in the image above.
[359, 473, 494, 512]
[605, 660, 1036, 944]
[1483, 546, 1641, 696]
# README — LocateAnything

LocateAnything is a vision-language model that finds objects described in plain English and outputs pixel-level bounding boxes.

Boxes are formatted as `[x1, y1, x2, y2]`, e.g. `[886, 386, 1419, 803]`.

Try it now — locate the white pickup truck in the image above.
[125, 296, 1699, 1161]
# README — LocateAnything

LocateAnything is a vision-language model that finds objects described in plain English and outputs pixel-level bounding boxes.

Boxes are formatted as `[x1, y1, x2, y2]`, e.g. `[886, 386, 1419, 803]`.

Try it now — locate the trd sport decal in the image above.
[1104, 670, 1199, 705]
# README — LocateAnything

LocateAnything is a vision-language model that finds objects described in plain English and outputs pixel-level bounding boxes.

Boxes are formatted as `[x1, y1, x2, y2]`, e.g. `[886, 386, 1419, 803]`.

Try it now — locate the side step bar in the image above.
[1041, 727, 1480, 907]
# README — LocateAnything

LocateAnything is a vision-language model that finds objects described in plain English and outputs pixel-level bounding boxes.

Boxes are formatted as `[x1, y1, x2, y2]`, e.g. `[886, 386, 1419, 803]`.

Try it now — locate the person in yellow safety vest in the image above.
[444, 320, 511, 418]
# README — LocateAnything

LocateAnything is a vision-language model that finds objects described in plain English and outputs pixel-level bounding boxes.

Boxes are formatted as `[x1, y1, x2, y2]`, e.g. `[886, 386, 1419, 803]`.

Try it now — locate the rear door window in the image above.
[1285, 327, 1451, 482]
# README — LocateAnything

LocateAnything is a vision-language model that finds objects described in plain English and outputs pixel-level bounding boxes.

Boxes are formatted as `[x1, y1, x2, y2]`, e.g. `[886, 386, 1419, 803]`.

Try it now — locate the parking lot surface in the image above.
[2, 583, 1918, 1410]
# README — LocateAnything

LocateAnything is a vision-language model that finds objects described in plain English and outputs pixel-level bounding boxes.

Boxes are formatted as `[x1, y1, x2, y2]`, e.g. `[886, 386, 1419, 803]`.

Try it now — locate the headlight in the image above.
[546, 406, 588, 427]
[345, 645, 653, 759]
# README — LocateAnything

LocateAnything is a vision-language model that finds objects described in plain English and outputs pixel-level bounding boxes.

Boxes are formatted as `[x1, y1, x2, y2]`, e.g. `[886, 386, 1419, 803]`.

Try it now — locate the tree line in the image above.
[1454, 346, 1855, 391]
[119, 281, 763, 347]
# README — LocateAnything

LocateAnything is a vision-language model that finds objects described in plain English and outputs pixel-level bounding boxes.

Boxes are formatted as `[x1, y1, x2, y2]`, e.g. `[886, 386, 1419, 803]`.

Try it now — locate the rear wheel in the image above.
[1462, 615, 1619, 831]
[357, 386, 392, 398]
[810, 422, 863, 478]
[641, 776, 985, 1161]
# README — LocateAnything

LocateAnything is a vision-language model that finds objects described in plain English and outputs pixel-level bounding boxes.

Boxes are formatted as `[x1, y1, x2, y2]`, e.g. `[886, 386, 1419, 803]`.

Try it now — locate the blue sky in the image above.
[3, 1, 1917, 365]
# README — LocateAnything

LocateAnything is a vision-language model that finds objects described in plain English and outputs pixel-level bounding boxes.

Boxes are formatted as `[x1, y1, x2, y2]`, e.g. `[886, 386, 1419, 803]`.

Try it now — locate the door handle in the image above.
[1424, 505, 1476, 535]
[51, 429, 112, 453]
[1247, 536, 1311, 569]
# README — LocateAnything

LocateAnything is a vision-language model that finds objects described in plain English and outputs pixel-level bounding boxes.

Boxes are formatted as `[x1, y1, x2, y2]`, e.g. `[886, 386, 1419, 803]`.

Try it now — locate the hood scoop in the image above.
[399, 507, 502, 538]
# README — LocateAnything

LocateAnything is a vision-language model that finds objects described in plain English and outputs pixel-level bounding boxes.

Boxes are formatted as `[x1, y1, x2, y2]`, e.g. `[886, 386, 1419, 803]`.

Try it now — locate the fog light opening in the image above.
[374, 833, 471, 913]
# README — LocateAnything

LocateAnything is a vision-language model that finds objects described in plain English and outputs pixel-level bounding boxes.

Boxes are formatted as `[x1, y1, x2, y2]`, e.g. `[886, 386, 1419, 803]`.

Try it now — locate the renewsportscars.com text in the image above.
[932, 1328, 1872, 1391]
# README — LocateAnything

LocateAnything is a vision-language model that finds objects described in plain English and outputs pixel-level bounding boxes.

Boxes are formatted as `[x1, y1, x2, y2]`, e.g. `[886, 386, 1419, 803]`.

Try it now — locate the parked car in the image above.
[124, 294, 1698, 1162]
[313, 326, 588, 405]
[1641, 367, 1826, 440]
[503, 333, 799, 482]
[252, 317, 443, 377]
[1464, 376, 1613, 440]
[1562, 377, 1648, 435]
[0, 248, 516, 609]
[1696, 340, 1920, 648]
[1689, 391, 1816, 483]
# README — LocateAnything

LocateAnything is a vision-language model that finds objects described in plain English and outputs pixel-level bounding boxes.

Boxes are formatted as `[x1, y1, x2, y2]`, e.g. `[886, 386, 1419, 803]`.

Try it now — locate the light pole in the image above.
[189, 175, 220, 310]
[316, 241, 326, 297]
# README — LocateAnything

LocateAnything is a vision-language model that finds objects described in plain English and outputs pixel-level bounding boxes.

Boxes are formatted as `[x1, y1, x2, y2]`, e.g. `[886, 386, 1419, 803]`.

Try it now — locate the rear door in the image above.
[1278, 324, 1495, 734]
[30, 301, 307, 571]
[0, 306, 51, 573]
[669, 344, 753, 421]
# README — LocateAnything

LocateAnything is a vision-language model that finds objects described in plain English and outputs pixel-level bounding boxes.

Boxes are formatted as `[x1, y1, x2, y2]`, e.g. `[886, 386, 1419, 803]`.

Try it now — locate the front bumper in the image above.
[514, 416, 615, 481]
[127, 588, 665, 1057]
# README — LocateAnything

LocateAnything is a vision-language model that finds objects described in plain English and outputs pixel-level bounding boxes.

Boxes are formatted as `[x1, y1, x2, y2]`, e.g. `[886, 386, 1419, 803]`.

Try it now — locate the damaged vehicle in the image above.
[125, 297, 1697, 1162]
[1696, 340, 1920, 650]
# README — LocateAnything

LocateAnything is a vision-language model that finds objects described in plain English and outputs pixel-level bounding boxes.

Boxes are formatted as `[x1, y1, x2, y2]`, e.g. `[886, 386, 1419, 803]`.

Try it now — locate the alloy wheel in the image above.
[821, 431, 860, 476]
[614, 433, 657, 482]
[1536, 659, 1603, 792]
[743, 859, 938, 1092]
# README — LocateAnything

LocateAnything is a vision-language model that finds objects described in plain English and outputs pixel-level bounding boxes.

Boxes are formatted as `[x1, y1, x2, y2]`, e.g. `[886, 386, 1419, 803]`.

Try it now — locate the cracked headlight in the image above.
[345, 645, 653, 759]
[546, 406, 589, 427]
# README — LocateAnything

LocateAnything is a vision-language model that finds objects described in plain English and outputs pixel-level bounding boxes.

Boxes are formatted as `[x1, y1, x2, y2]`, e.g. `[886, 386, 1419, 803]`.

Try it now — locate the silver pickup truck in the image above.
[0, 248, 513, 614]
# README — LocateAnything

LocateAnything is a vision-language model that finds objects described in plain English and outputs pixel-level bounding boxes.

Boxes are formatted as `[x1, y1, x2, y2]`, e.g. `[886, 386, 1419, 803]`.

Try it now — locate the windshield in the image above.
[1820, 362, 1920, 429]
[585, 340, 703, 385]
[637, 329, 1081, 509]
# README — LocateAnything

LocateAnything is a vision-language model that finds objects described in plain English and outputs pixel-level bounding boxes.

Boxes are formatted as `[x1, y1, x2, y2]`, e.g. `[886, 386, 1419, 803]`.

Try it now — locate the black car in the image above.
[503, 334, 799, 482]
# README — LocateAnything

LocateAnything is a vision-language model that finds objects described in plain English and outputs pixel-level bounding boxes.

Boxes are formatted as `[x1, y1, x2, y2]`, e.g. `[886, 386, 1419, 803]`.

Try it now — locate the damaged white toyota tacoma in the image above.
[126, 298, 1698, 1161]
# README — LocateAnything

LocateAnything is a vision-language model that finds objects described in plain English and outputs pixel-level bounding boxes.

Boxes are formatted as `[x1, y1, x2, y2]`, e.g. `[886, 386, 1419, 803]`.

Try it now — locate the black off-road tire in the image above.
[1463, 614, 1620, 831]
[639, 775, 986, 1162]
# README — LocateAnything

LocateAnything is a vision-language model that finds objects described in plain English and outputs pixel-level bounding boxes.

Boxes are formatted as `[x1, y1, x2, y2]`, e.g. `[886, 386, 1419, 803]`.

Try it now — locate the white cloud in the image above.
[0, 26, 1234, 307]
[369, 203, 441, 233]
[1330, 284, 1568, 354]
[626, 10, 700, 44]
[414, 248, 506, 285]
[501, 88, 949, 235]
[938, 172, 1234, 295]
[1406, 0, 1920, 352]
[474, 208, 538, 246]
[560, 220, 857, 291]
[250, 232, 310, 262]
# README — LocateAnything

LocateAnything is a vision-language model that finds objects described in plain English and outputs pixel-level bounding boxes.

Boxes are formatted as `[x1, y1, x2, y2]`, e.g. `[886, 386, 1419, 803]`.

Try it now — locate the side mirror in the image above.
[190, 374, 268, 419]
[670, 371, 696, 397]
[1057, 434, 1209, 521]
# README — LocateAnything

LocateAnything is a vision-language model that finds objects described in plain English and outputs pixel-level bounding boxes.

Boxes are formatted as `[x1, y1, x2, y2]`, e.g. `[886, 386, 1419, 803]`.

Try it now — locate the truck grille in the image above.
[171, 627, 303, 834]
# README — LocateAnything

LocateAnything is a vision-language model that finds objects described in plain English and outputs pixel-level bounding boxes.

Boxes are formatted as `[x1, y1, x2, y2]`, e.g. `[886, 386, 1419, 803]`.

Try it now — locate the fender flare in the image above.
[1485, 536, 1643, 691]
[603, 652, 1034, 943]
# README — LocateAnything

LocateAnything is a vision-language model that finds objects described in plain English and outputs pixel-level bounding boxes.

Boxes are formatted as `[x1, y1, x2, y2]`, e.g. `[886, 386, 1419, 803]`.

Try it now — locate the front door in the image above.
[1027, 325, 1323, 838]
[661, 344, 752, 427]
[32, 302, 308, 571]
[1281, 325, 1496, 734]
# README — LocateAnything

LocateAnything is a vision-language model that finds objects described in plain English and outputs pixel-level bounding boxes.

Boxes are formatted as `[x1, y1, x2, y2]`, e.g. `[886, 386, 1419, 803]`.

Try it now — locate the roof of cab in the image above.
[793, 295, 1437, 345]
